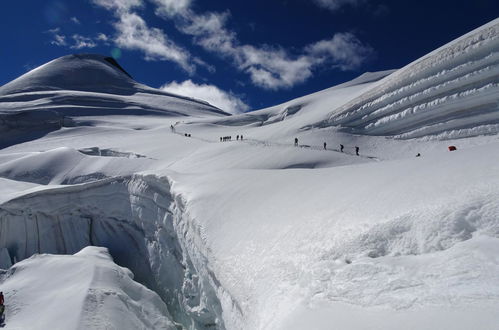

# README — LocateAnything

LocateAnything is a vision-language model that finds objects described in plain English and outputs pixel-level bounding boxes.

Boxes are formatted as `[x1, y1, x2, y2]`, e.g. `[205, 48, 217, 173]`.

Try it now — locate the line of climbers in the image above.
[220, 135, 244, 142]
[294, 138, 360, 156]
[170, 125, 455, 158]
[294, 137, 456, 157]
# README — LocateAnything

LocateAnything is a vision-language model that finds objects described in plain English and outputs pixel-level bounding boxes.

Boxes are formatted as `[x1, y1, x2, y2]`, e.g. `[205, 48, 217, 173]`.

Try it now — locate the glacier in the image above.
[0, 18, 498, 330]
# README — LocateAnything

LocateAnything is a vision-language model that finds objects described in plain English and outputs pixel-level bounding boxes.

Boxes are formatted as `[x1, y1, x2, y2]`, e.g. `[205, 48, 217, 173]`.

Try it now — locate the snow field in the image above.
[170, 143, 499, 329]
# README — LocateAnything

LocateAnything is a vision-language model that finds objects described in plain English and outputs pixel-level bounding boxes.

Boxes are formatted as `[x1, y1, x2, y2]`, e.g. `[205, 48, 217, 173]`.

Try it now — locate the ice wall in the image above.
[0, 174, 228, 330]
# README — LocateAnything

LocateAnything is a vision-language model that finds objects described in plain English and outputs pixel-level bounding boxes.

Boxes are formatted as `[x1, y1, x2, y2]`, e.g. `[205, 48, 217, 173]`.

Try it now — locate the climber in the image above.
[340, 144, 344, 152]
[0, 291, 5, 325]
[355, 146, 359, 156]
[323, 142, 327, 150]
[294, 138, 298, 147]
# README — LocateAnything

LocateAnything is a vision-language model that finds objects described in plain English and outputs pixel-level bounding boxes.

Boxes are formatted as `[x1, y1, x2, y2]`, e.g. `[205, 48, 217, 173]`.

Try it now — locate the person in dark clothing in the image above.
[323, 142, 327, 150]
[240, 135, 243, 140]
[236, 135, 239, 140]
[294, 138, 298, 147]
[340, 144, 344, 152]
[0, 291, 5, 324]
[416, 153, 421, 157]
[355, 146, 359, 156]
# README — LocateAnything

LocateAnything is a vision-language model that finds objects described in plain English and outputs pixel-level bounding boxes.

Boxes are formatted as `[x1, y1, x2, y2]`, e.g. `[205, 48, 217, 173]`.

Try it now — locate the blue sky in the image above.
[1, 0, 498, 113]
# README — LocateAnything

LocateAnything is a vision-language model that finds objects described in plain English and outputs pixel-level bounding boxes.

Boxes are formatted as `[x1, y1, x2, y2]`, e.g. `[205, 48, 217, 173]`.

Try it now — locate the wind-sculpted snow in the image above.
[0, 109, 72, 149]
[0, 174, 227, 329]
[321, 18, 499, 139]
[78, 147, 148, 159]
[0, 147, 154, 185]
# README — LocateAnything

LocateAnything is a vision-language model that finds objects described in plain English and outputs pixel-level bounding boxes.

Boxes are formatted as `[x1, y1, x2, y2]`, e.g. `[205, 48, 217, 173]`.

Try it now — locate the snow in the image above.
[0, 18, 498, 330]
[0, 247, 175, 330]
[323, 18, 499, 139]
[169, 143, 499, 329]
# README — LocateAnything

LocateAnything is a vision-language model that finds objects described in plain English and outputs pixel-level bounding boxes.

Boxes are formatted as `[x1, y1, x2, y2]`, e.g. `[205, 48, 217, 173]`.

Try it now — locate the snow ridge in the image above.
[322, 18, 499, 139]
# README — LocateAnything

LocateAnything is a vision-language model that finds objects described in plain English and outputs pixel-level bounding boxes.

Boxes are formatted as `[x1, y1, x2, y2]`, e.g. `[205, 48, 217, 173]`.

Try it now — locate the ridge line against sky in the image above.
[1, 0, 498, 113]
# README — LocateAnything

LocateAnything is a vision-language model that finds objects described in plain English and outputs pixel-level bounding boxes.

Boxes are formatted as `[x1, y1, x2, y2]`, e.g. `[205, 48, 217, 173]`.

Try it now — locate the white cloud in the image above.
[70, 16, 81, 24]
[70, 34, 97, 49]
[47, 27, 61, 34]
[306, 32, 373, 70]
[236, 46, 314, 90]
[91, 0, 142, 13]
[312, 0, 365, 11]
[151, 0, 373, 90]
[114, 13, 194, 72]
[96, 33, 109, 42]
[51, 34, 67, 47]
[160, 80, 249, 114]
[92, 0, 196, 73]
[150, 0, 191, 17]
[193, 57, 216, 73]
[47, 28, 98, 49]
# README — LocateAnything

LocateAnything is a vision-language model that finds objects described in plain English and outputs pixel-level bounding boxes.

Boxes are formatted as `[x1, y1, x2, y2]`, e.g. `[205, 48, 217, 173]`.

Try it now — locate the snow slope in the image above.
[171, 143, 499, 330]
[0, 18, 499, 330]
[321, 18, 499, 139]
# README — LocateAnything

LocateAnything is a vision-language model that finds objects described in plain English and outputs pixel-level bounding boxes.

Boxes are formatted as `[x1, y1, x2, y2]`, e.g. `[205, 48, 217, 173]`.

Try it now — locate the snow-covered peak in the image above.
[0, 54, 229, 134]
[0, 54, 139, 96]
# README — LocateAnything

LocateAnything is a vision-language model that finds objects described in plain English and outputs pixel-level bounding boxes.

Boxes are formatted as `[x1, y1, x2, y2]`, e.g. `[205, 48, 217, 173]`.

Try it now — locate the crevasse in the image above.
[0, 174, 233, 330]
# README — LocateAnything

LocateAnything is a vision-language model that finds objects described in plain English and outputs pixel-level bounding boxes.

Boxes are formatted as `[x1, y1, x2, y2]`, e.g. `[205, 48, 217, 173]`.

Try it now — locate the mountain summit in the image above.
[0, 54, 140, 96]
[0, 54, 228, 124]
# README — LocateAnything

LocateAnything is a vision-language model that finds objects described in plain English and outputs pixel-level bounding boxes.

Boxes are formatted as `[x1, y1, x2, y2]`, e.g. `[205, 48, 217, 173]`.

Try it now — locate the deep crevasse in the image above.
[0, 174, 236, 330]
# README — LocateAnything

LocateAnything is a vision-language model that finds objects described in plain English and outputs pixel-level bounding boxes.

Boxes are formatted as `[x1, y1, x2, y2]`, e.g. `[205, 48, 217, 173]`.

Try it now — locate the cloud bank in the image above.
[160, 80, 249, 114]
